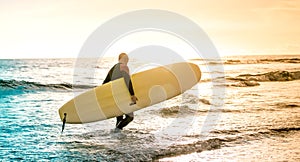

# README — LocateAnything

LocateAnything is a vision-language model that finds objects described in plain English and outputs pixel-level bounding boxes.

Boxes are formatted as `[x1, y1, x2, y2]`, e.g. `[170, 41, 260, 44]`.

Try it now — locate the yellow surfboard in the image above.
[58, 62, 201, 124]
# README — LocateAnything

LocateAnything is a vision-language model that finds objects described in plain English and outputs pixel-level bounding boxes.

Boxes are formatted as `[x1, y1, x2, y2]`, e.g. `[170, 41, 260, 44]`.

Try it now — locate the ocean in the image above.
[0, 55, 299, 161]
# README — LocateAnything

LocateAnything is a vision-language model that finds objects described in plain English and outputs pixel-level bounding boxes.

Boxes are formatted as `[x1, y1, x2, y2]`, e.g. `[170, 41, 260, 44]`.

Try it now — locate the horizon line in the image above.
[1, 53, 300, 60]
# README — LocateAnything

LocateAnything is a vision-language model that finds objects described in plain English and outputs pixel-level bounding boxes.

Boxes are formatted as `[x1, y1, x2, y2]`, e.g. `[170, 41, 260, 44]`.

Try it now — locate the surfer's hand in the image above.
[131, 95, 138, 103]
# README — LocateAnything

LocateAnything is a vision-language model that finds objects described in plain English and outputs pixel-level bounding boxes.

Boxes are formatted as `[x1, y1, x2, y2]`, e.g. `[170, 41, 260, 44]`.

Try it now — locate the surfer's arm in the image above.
[128, 80, 134, 95]
[102, 64, 117, 84]
[102, 73, 111, 84]
[120, 64, 136, 101]
[126, 74, 137, 103]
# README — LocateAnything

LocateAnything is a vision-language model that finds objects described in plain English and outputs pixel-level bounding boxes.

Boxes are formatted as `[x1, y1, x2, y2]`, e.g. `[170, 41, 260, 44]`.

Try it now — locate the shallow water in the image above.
[0, 55, 299, 161]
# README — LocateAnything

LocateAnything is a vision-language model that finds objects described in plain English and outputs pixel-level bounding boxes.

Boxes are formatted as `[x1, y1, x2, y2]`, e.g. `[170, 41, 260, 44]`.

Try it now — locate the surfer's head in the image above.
[118, 53, 129, 64]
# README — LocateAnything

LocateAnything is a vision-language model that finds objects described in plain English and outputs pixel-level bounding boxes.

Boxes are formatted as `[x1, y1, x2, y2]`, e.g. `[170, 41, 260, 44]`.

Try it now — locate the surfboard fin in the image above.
[61, 113, 67, 133]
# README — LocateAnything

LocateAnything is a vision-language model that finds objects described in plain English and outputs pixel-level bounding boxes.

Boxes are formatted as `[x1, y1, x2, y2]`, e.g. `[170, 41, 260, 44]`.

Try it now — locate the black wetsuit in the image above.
[102, 63, 134, 129]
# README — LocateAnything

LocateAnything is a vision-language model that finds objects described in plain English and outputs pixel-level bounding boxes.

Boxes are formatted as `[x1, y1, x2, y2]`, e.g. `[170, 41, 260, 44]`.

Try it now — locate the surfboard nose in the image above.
[190, 63, 201, 82]
[165, 62, 201, 93]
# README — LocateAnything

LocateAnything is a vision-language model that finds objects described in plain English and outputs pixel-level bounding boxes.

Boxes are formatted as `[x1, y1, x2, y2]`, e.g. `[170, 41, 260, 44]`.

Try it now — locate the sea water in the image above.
[0, 55, 299, 161]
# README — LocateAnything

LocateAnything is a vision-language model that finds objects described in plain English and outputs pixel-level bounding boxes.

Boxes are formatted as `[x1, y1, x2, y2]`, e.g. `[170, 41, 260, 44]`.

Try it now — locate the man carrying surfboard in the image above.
[103, 53, 138, 130]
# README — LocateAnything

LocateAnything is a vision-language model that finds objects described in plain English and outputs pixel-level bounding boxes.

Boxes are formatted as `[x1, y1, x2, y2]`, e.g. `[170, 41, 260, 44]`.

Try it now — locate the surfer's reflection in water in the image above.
[102, 53, 138, 131]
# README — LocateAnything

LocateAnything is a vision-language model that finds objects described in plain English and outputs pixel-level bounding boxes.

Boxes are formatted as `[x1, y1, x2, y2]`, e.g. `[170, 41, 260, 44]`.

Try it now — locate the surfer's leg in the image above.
[116, 113, 134, 129]
[116, 115, 123, 127]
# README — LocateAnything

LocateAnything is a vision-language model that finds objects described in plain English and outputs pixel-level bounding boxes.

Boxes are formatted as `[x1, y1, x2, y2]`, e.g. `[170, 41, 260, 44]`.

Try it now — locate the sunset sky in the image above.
[0, 0, 299, 58]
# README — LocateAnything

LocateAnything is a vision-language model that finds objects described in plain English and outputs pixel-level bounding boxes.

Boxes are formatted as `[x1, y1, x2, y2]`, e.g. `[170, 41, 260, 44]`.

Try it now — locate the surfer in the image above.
[103, 53, 138, 130]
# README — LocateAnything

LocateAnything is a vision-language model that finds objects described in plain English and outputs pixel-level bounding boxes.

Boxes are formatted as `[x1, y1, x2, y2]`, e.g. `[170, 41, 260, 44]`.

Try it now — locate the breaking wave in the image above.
[225, 57, 300, 64]
[0, 79, 94, 95]
[158, 106, 200, 117]
[228, 70, 300, 87]
[231, 81, 260, 87]
[156, 106, 247, 117]
[156, 101, 299, 116]
[191, 56, 300, 65]
[273, 103, 300, 108]
[229, 71, 300, 82]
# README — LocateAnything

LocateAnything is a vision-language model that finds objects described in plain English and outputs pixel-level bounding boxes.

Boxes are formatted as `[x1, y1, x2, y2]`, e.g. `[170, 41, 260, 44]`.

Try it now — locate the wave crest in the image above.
[225, 57, 300, 64]
[0, 79, 94, 95]
[229, 71, 300, 82]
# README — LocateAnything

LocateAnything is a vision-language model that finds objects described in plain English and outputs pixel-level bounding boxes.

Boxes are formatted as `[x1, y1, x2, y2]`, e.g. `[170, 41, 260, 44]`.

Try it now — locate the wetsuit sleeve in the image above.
[102, 72, 111, 84]
[128, 80, 135, 96]
[121, 72, 135, 95]
[103, 63, 135, 95]
[102, 64, 116, 84]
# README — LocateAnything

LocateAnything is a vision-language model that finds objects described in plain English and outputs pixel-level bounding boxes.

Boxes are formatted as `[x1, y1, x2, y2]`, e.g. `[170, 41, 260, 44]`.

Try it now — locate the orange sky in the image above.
[0, 0, 299, 58]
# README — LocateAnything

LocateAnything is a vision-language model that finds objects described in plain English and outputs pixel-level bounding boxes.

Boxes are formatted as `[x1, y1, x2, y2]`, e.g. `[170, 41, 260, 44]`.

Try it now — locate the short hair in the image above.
[118, 53, 128, 60]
